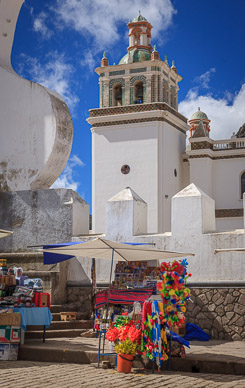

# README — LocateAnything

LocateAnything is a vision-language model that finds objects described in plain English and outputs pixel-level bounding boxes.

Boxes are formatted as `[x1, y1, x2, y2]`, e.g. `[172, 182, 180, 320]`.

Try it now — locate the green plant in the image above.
[114, 339, 139, 355]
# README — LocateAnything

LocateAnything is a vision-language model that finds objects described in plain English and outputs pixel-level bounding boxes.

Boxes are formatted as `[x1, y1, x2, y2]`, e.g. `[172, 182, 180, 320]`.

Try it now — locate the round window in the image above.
[121, 165, 130, 174]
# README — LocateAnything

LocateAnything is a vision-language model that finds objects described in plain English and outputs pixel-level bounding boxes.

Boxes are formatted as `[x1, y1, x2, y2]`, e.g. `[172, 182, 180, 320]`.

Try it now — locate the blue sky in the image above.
[12, 0, 245, 209]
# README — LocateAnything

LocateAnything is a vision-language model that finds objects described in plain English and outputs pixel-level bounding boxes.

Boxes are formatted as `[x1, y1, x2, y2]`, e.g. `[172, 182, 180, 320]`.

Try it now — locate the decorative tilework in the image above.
[189, 154, 245, 160]
[109, 78, 125, 88]
[130, 75, 146, 86]
[122, 88, 125, 106]
[158, 75, 161, 102]
[215, 209, 243, 218]
[130, 87, 134, 104]
[151, 74, 155, 102]
[109, 89, 112, 107]
[101, 81, 104, 107]
[151, 66, 160, 71]
[191, 142, 213, 150]
[91, 116, 186, 134]
[109, 70, 125, 76]
[130, 67, 147, 74]
[89, 102, 187, 123]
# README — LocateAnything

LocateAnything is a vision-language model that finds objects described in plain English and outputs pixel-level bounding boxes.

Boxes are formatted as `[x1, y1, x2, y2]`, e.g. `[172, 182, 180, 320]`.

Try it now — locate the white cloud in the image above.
[18, 52, 79, 111]
[33, 12, 53, 39]
[80, 50, 97, 73]
[51, 154, 85, 192]
[194, 68, 216, 89]
[54, 0, 176, 50]
[179, 84, 245, 140]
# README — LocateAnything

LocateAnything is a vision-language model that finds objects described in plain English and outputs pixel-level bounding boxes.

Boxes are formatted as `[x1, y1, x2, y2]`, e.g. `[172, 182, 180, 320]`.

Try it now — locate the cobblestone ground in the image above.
[0, 362, 245, 388]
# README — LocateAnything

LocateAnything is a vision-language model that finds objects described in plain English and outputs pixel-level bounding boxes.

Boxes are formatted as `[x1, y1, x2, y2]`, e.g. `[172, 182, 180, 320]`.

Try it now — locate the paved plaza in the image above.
[0, 361, 245, 388]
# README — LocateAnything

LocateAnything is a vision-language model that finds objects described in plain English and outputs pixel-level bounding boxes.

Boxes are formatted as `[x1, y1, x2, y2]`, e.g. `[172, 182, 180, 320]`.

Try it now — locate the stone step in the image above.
[50, 305, 84, 313]
[26, 320, 93, 331]
[18, 340, 245, 375]
[19, 345, 95, 364]
[51, 312, 90, 321]
[25, 329, 89, 339]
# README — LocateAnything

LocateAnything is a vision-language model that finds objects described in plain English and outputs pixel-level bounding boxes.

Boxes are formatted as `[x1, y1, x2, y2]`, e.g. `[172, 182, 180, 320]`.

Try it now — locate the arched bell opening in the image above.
[170, 87, 176, 109]
[133, 80, 144, 104]
[163, 81, 168, 103]
[112, 83, 123, 106]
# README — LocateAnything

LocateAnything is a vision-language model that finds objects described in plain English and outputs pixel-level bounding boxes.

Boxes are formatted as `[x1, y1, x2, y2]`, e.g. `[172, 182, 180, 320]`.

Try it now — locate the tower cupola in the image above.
[189, 107, 211, 138]
[119, 11, 153, 64]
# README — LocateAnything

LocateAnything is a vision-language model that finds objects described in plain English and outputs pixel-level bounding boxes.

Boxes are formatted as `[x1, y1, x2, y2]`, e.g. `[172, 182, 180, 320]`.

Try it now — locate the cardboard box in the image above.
[0, 343, 18, 361]
[0, 325, 11, 343]
[8, 344, 18, 360]
[0, 313, 21, 326]
[0, 343, 9, 360]
[10, 326, 21, 343]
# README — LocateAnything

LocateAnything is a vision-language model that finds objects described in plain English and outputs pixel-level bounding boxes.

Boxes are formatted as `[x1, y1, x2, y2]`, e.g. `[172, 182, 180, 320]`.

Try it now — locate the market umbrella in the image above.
[0, 229, 13, 239]
[42, 237, 195, 263]
[42, 237, 194, 290]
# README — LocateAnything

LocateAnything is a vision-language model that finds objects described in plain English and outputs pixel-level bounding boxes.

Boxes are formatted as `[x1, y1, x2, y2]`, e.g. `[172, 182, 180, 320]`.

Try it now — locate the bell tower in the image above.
[87, 13, 189, 234]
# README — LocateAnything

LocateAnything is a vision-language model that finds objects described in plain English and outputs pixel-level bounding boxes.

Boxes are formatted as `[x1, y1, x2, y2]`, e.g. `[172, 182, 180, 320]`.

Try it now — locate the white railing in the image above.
[213, 139, 245, 150]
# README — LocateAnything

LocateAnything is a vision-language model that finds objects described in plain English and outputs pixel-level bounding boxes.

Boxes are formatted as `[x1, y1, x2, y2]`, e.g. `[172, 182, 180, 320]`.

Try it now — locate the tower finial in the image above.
[139, 10, 141, 15]
[103, 51, 107, 58]
[153, 44, 157, 52]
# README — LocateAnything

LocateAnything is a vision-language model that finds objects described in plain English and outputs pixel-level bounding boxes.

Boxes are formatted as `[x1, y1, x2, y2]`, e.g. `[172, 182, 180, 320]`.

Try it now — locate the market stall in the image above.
[0, 258, 52, 360]
[42, 238, 194, 371]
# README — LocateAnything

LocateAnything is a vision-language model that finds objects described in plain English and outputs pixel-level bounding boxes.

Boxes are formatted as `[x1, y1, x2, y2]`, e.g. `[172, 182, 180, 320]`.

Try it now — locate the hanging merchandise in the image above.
[141, 300, 168, 370]
[157, 259, 191, 328]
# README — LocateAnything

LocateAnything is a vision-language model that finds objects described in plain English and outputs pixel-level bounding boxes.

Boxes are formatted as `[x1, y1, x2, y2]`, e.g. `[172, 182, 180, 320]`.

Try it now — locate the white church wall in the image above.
[189, 157, 213, 198]
[92, 122, 159, 234]
[103, 183, 245, 285]
[216, 217, 244, 232]
[160, 121, 187, 232]
[213, 158, 245, 209]
[72, 198, 90, 236]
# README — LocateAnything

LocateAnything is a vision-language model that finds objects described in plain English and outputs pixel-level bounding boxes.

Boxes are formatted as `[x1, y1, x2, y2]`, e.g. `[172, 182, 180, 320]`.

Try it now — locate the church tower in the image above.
[87, 13, 189, 234]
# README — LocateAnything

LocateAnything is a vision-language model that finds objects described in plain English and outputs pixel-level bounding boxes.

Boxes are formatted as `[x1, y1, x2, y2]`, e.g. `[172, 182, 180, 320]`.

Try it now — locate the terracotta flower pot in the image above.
[117, 354, 134, 373]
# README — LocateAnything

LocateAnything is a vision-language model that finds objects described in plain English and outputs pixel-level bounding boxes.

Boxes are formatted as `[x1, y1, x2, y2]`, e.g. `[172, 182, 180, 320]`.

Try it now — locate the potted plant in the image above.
[106, 317, 142, 373]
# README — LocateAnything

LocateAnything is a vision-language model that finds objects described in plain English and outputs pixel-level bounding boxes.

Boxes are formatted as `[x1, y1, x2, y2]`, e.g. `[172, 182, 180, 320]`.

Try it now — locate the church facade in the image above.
[87, 13, 245, 234]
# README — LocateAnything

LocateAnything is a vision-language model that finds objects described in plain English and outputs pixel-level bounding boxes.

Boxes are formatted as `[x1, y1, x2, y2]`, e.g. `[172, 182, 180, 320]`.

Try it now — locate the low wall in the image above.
[66, 286, 93, 319]
[186, 288, 245, 341]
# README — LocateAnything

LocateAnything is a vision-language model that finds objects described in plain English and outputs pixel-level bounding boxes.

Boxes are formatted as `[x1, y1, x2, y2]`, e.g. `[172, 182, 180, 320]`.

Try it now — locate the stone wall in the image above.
[186, 288, 245, 341]
[66, 286, 93, 319]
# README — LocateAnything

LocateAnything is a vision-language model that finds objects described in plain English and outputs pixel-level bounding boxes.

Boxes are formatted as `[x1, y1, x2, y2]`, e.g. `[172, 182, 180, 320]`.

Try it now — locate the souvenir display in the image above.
[0, 259, 52, 361]
[98, 258, 191, 372]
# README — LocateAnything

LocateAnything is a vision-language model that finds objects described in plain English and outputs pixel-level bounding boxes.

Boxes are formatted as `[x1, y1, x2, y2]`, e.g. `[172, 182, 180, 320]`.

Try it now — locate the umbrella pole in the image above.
[103, 248, 115, 353]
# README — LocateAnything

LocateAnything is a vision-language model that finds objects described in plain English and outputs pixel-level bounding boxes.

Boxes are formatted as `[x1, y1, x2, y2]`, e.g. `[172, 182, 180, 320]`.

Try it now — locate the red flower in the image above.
[106, 326, 119, 342]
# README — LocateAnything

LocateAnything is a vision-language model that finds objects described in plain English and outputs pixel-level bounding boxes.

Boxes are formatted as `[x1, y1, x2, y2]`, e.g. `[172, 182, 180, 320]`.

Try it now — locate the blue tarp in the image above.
[184, 323, 210, 341]
[43, 242, 82, 264]
[43, 241, 151, 265]
[167, 332, 190, 348]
